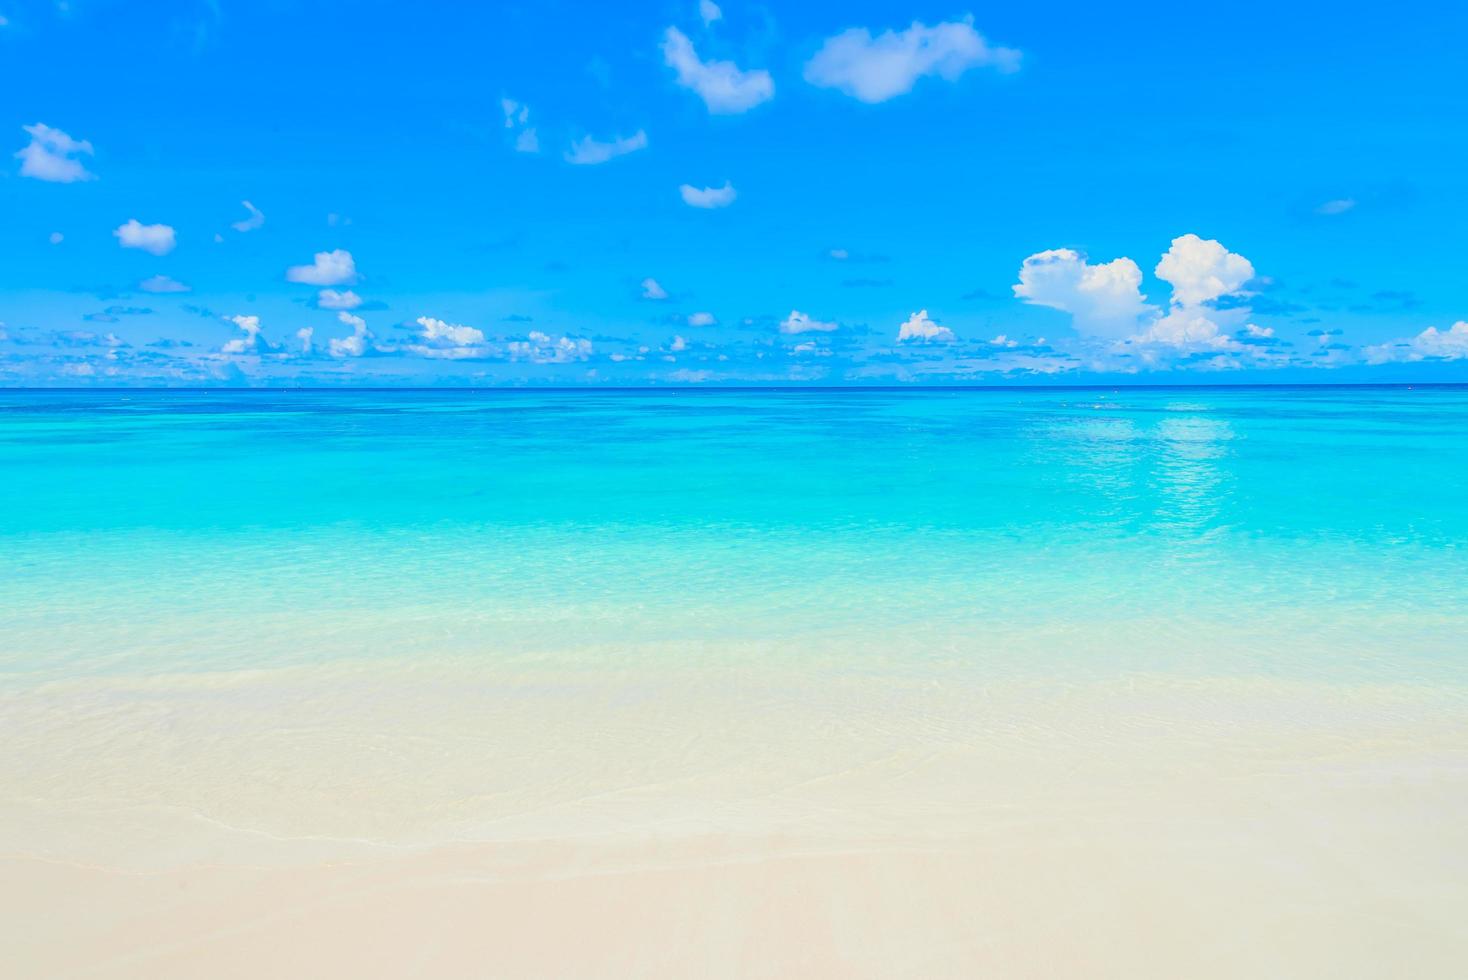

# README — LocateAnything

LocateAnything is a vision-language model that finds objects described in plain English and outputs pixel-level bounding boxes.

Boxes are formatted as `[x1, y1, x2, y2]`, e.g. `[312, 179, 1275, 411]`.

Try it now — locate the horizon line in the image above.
[4, 382, 1467, 393]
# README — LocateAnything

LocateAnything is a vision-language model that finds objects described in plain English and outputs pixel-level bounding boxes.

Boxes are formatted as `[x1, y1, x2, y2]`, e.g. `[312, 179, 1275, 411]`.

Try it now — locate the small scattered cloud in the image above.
[221, 314, 273, 354]
[1315, 198, 1356, 216]
[661, 26, 774, 114]
[565, 130, 648, 165]
[114, 219, 177, 256]
[296, 327, 314, 353]
[139, 274, 190, 293]
[687, 311, 716, 326]
[508, 330, 592, 363]
[780, 310, 838, 333]
[804, 18, 1020, 103]
[316, 288, 362, 310]
[329, 312, 370, 357]
[1364, 321, 1468, 363]
[641, 277, 669, 300]
[15, 123, 96, 182]
[680, 181, 736, 208]
[231, 200, 265, 232]
[829, 248, 849, 260]
[699, 0, 721, 26]
[49, 232, 64, 245]
[286, 249, 357, 286]
[897, 309, 956, 343]
[502, 98, 539, 153]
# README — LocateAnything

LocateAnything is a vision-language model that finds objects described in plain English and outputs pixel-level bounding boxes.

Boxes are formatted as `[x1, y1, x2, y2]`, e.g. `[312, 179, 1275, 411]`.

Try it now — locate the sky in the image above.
[2, 0, 1466, 386]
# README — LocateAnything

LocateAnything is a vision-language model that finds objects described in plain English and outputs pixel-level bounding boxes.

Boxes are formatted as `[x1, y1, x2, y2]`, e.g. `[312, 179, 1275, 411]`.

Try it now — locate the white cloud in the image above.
[317, 288, 362, 310]
[1135, 309, 1237, 349]
[1154, 233, 1254, 307]
[804, 18, 1020, 103]
[415, 316, 485, 346]
[49, 232, 64, 245]
[1013, 249, 1153, 337]
[111, 218, 176, 256]
[1316, 198, 1356, 216]
[670, 335, 688, 351]
[15, 123, 96, 182]
[780, 310, 838, 333]
[515, 129, 540, 153]
[329, 312, 370, 357]
[114, 219, 176, 256]
[286, 249, 357, 285]
[231, 200, 265, 232]
[1015, 235, 1263, 352]
[699, 0, 722, 26]
[680, 181, 736, 208]
[565, 130, 648, 165]
[222, 315, 267, 354]
[687, 311, 716, 326]
[296, 326, 314, 353]
[829, 248, 849, 260]
[508, 331, 592, 363]
[1365, 321, 1468, 363]
[641, 277, 669, 300]
[138, 274, 190, 293]
[897, 309, 956, 343]
[661, 26, 774, 114]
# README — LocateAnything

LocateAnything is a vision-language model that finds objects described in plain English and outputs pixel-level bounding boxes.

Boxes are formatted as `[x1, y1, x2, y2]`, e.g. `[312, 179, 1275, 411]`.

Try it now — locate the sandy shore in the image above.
[4, 664, 1467, 977]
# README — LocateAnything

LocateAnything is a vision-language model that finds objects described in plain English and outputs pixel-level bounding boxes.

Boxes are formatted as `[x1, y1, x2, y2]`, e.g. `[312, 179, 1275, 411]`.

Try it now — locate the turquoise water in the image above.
[3, 386, 1467, 686]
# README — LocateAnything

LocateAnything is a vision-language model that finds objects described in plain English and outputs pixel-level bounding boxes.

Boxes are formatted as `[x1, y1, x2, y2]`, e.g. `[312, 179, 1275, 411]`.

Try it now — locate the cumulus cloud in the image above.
[15, 123, 96, 182]
[1013, 249, 1153, 338]
[670, 335, 688, 352]
[329, 312, 370, 357]
[1365, 321, 1468, 363]
[804, 18, 1020, 103]
[286, 249, 357, 285]
[641, 277, 669, 300]
[296, 327, 314, 353]
[316, 288, 362, 310]
[1014, 234, 1265, 351]
[897, 309, 956, 343]
[699, 0, 722, 26]
[687, 311, 716, 326]
[661, 27, 774, 114]
[114, 219, 177, 256]
[680, 181, 736, 208]
[1153, 233, 1255, 307]
[415, 316, 485, 346]
[508, 330, 592, 363]
[139, 274, 190, 293]
[780, 310, 838, 334]
[565, 130, 648, 165]
[231, 200, 265, 232]
[221, 315, 270, 354]
[49, 232, 64, 245]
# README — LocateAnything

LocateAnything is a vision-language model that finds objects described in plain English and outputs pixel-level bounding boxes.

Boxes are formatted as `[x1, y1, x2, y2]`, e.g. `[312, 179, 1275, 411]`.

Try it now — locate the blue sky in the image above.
[2, 0, 1466, 385]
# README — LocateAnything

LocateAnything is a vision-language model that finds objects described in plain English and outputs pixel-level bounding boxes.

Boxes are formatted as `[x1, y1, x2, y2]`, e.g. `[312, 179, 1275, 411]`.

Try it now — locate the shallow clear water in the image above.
[3, 386, 1466, 688]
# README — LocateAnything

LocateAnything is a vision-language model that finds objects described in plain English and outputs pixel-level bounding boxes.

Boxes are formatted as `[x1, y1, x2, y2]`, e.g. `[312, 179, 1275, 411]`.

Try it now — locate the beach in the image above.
[3, 387, 1467, 976]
